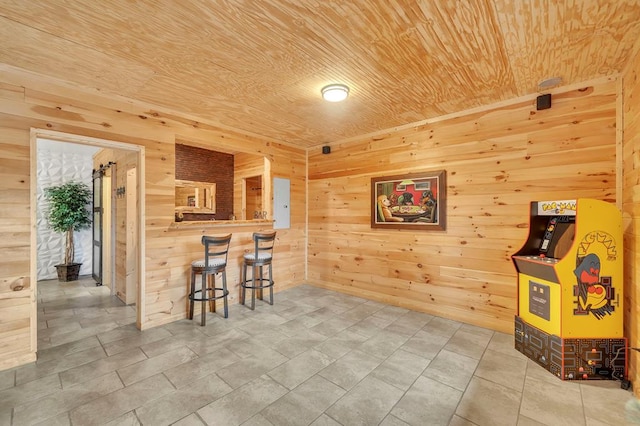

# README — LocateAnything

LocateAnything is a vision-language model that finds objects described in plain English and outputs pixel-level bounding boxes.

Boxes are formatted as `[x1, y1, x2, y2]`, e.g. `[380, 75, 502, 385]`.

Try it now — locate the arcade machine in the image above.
[512, 199, 626, 380]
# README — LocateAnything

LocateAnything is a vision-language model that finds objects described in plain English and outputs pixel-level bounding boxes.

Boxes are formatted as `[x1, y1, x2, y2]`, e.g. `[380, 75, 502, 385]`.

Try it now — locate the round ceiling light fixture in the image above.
[321, 84, 349, 102]
[537, 76, 563, 90]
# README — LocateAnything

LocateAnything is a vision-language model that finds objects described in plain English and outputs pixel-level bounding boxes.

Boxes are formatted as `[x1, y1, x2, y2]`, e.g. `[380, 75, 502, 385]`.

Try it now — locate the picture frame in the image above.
[371, 170, 446, 230]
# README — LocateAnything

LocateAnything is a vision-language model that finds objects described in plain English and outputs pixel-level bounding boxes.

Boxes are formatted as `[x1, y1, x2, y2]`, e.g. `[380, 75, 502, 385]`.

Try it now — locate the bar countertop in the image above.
[169, 219, 274, 230]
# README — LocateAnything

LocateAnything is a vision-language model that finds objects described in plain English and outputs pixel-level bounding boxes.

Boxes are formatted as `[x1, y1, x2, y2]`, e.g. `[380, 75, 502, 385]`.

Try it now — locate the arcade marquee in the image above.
[512, 199, 626, 381]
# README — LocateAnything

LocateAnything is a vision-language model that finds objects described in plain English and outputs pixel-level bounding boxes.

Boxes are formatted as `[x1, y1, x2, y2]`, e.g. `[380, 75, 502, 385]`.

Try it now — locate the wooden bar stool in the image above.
[240, 231, 276, 310]
[188, 234, 232, 325]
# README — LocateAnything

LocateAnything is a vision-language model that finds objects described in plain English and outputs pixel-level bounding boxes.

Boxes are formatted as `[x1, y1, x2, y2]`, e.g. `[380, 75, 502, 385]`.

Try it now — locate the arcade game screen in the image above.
[539, 216, 575, 259]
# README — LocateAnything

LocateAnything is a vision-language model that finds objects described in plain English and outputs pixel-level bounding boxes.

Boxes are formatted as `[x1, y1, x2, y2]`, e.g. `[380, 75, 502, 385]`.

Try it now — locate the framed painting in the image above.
[371, 170, 446, 230]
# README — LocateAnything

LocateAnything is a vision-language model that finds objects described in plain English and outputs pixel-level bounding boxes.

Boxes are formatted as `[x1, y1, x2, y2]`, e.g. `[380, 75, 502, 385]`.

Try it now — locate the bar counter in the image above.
[169, 219, 274, 230]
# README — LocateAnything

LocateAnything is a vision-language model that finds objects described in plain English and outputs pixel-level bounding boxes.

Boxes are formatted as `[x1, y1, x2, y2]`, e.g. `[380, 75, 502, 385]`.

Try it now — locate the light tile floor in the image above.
[0, 277, 637, 425]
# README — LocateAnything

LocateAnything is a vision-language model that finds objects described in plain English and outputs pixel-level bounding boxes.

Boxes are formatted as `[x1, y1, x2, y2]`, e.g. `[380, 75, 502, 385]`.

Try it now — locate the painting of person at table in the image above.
[418, 190, 437, 222]
[377, 194, 404, 222]
[420, 190, 436, 210]
[398, 192, 415, 205]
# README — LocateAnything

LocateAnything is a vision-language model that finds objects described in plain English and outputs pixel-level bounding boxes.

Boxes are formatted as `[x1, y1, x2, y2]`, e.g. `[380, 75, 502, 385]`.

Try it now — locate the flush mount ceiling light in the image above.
[537, 76, 563, 90]
[321, 84, 349, 102]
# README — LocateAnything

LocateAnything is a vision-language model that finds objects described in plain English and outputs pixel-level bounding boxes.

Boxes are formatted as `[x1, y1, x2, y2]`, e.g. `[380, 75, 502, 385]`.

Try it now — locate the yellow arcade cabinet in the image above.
[512, 199, 626, 380]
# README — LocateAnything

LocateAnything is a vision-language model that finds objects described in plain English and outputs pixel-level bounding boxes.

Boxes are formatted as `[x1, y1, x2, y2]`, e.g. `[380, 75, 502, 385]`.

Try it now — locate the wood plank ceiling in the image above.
[0, 0, 639, 148]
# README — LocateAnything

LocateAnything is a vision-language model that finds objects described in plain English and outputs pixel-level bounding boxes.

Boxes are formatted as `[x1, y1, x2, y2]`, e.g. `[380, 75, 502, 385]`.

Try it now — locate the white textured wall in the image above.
[37, 139, 100, 280]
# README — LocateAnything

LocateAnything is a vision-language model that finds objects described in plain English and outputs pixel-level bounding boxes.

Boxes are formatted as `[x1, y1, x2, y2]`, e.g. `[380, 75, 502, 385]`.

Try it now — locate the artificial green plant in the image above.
[44, 181, 92, 265]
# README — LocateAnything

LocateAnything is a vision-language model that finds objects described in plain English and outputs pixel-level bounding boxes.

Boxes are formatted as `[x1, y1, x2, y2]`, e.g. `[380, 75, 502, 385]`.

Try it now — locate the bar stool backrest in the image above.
[249, 231, 276, 262]
[202, 234, 232, 270]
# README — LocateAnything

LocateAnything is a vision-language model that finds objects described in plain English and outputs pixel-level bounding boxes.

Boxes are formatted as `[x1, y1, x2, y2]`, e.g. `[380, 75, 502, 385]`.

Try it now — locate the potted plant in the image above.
[44, 181, 93, 281]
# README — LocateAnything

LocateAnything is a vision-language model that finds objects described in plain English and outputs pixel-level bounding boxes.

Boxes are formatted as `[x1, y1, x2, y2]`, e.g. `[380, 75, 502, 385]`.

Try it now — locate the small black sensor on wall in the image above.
[536, 94, 552, 110]
[322, 146, 331, 154]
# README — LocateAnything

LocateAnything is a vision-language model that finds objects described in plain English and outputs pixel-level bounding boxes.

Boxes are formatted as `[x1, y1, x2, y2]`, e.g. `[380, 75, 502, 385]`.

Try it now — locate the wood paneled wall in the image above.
[0, 66, 306, 370]
[622, 44, 640, 393]
[307, 80, 618, 334]
[0, 120, 33, 370]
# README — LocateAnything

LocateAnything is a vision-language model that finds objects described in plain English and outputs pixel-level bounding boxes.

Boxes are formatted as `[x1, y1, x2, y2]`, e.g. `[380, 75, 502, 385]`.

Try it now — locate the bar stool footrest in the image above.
[189, 288, 229, 302]
[241, 278, 274, 290]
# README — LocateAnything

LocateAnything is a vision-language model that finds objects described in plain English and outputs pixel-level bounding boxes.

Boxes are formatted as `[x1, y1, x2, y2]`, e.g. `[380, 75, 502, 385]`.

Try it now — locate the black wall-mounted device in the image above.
[536, 94, 552, 110]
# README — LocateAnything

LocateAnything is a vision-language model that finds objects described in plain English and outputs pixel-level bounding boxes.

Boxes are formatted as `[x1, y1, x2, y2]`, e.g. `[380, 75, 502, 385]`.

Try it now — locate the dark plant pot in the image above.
[55, 263, 82, 282]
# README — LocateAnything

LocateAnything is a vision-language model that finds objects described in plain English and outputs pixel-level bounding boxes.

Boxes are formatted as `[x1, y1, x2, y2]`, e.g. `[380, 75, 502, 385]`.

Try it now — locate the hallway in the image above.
[0, 278, 635, 425]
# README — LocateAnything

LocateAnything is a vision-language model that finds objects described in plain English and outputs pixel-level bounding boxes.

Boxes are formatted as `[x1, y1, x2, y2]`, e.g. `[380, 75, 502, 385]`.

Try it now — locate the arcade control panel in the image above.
[513, 254, 559, 264]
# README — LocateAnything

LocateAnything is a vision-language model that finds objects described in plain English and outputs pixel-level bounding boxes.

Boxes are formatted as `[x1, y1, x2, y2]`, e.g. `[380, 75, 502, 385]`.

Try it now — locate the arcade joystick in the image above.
[539, 254, 546, 258]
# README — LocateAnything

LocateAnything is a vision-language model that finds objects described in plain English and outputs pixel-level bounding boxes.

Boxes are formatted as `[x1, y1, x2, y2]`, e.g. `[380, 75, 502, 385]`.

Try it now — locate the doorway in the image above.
[244, 175, 263, 219]
[31, 129, 145, 333]
[92, 161, 117, 294]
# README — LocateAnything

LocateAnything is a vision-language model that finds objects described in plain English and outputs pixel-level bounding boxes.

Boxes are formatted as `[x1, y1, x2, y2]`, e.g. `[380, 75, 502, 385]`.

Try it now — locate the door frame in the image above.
[30, 129, 146, 337]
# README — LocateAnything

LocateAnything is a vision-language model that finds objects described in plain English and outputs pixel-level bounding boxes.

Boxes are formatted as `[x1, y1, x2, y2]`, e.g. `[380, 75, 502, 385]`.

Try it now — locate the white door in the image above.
[273, 177, 290, 229]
